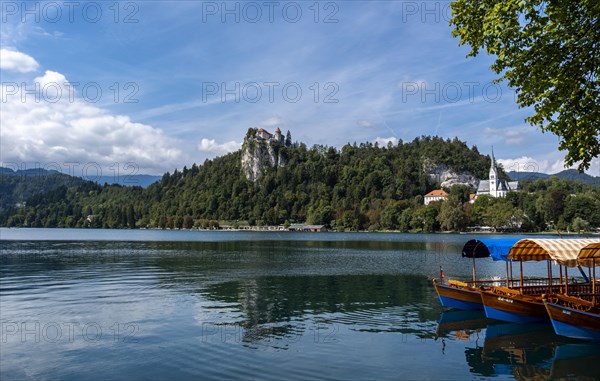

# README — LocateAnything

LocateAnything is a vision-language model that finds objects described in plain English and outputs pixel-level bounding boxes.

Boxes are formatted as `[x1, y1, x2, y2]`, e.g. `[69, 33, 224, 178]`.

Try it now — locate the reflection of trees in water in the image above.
[3, 239, 449, 346]
[202, 274, 440, 344]
[146, 239, 433, 253]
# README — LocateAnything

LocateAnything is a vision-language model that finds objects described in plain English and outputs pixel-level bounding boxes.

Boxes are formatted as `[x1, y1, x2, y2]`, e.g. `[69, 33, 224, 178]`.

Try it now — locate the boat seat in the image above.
[448, 280, 469, 288]
[555, 294, 596, 308]
[492, 286, 521, 296]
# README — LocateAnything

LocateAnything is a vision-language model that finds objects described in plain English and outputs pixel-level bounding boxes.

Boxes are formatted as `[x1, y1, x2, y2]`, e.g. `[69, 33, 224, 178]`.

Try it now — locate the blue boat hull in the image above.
[438, 294, 482, 310]
[551, 320, 600, 341]
[483, 305, 548, 324]
[545, 301, 600, 342]
[480, 290, 549, 324]
[434, 283, 483, 310]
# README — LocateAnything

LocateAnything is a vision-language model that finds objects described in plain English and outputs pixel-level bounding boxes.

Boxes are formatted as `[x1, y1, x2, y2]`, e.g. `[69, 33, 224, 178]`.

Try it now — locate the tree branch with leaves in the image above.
[450, 0, 599, 171]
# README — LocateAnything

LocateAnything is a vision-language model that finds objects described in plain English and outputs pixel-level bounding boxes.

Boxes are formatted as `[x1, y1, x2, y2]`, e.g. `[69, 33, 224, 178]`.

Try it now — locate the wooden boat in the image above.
[481, 239, 597, 324]
[543, 295, 600, 341]
[480, 286, 550, 324]
[433, 238, 519, 310]
[434, 279, 485, 310]
[543, 242, 600, 341]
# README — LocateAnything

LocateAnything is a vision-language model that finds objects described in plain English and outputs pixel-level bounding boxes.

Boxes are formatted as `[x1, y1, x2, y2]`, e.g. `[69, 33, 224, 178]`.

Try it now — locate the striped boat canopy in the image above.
[577, 242, 600, 267]
[507, 239, 598, 266]
[461, 238, 521, 261]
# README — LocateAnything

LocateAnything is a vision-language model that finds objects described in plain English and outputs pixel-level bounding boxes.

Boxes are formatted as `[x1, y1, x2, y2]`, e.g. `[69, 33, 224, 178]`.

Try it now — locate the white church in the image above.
[475, 150, 520, 199]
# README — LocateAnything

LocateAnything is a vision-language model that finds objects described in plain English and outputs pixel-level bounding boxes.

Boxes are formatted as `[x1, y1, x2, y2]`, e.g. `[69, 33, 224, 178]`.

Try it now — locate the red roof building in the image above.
[256, 128, 273, 140]
[423, 189, 448, 205]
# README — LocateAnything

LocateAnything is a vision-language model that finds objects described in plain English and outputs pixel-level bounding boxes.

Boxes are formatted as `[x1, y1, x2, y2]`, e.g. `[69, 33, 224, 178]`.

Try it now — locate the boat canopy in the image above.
[577, 242, 600, 268]
[461, 238, 521, 261]
[507, 239, 598, 266]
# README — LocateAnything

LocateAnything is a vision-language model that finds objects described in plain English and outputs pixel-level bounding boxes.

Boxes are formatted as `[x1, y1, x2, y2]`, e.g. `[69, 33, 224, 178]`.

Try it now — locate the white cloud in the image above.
[357, 120, 374, 128]
[259, 117, 285, 127]
[497, 156, 549, 173]
[484, 127, 527, 145]
[545, 157, 596, 175]
[373, 136, 398, 147]
[0, 48, 39, 73]
[586, 158, 600, 178]
[1, 70, 185, 174]
[34, 70, 66, 88]
[499, 156, 600, 176]
[197, 138, 241, 155]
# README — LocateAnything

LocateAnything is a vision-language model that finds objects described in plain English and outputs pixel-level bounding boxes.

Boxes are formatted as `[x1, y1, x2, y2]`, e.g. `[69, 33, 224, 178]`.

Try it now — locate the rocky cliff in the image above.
[241, 139, 285, 182]
[422, 160, 479, 188]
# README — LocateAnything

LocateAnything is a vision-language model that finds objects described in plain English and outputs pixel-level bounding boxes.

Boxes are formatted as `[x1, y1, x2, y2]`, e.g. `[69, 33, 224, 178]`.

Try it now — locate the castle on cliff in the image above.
[253, 127, 285, 144]
[241, 127, 290, 182]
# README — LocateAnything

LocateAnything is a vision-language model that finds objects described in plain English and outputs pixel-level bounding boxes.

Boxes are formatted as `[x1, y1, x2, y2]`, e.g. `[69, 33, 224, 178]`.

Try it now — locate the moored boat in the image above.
[543, 242, 600, 341]
[480, 286, 549, 324]
[543, 295, 600, 341]
[433, 238, 519, 310]
[434, 279, 485, 310]
[481, 239, 597, 324]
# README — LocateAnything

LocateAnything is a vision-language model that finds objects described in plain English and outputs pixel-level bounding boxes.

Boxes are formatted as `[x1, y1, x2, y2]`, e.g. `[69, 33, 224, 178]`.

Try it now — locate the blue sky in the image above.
[1, 1, 598, 176]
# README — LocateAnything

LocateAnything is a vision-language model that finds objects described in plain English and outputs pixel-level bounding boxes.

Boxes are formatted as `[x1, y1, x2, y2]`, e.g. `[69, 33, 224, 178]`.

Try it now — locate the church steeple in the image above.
[489, 147, 498, 196]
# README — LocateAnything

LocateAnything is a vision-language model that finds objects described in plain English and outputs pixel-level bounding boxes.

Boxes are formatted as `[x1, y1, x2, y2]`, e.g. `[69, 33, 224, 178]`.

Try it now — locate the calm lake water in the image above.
[1, 228, 599, 380]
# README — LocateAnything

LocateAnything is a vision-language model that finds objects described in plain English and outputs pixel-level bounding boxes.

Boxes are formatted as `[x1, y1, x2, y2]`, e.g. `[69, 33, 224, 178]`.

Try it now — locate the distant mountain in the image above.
[1, 168, 62, 177]
[554, 169, 600, 185]
[507, 171, 549, 181]
[0, 167, 160, 213]
[0, 168, 88, 213]
[508, 169, 599, 186]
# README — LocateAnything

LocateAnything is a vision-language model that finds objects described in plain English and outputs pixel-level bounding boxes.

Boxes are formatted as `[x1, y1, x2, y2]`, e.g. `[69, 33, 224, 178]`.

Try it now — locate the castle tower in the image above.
[489, 147, 499, 197]
[274, 127, 283, 144]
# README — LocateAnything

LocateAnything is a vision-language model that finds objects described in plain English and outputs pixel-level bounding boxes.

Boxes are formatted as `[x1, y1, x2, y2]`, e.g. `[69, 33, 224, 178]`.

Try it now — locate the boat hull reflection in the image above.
[436, 310, 492, 337]
[436, 310, 600, 379]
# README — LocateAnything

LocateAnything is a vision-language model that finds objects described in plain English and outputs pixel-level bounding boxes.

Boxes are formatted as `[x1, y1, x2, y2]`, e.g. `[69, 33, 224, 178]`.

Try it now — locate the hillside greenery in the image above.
[0, 169, 87, 214]
[1, 136, 598, 232]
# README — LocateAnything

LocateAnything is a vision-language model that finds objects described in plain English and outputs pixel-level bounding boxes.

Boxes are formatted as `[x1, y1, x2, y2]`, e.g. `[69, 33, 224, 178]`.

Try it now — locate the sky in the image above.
[1, 0, 598, 178]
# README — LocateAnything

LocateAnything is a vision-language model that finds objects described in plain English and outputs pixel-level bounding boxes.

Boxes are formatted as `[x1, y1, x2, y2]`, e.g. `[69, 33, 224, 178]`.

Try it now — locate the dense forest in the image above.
[1, 136, 598, 232]
[0, 168, 87, 213]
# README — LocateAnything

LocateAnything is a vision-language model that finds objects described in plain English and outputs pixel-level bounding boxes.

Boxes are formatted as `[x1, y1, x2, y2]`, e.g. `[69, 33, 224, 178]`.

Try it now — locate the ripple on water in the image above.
[1, 234, 582, 381]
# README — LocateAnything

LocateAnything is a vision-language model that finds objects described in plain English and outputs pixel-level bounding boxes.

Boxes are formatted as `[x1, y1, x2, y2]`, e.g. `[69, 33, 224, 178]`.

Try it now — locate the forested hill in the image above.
[0, 168, 88, 214]
[507, 169, 599, 186]
[2, 136, 598, 232]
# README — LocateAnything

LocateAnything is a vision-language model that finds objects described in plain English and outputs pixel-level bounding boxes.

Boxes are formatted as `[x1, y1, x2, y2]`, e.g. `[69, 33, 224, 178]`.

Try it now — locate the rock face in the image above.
[241, 138, 285, 182]
[423, 161, 479, 188]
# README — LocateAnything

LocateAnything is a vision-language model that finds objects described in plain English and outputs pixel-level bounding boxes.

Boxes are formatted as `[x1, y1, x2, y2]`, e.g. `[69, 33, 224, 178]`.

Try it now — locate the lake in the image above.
[1, 228, 599, 380]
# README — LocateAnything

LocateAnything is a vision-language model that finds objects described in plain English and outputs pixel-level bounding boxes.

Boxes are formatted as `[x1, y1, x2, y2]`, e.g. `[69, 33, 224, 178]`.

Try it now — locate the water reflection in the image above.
[2, 233, 596, 381]
[190, 274, 441, 344]
[436, 311, 600, 380]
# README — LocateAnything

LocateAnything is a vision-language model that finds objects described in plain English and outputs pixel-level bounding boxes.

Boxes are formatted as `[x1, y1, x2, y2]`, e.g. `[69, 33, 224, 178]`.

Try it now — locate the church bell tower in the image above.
[489, 147, 499, 197]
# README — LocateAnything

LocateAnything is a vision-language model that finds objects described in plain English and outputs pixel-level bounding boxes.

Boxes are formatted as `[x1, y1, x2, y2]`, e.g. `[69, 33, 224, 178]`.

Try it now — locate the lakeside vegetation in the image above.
[1, 136, 598, 232]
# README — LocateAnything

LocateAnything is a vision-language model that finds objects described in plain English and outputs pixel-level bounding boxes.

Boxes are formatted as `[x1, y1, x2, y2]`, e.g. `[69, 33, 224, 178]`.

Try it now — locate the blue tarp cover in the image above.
[461, 238, 521, 261]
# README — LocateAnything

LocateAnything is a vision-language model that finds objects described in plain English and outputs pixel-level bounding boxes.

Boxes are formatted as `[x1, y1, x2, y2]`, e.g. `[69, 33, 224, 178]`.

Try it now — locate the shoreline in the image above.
[2, 226, 598, 236]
